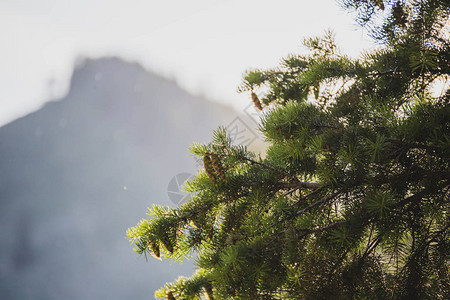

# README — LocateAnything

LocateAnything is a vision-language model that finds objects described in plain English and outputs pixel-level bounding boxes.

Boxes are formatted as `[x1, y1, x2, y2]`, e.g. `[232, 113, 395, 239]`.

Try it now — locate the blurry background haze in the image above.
[0, 0, 373, 126]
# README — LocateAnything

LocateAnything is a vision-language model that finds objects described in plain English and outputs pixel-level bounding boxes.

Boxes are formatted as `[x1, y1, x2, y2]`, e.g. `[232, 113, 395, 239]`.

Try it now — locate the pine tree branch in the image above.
[270, 190, 340, 231]
[295, 191, 341, 216]
[420, 223, 450, 251]
[313, 123, 342, 130]
[278, 219, 345, 237]
[279, 181, 322, 190]
[239, 156, 299, 181]
[399, 179, 450, 206]
[373, 68, 397, 77]
[297, 186, 324, 201]
[362, 235, 383, 259]
[385, 138, 440, 152]
[299, 220, 345, 236]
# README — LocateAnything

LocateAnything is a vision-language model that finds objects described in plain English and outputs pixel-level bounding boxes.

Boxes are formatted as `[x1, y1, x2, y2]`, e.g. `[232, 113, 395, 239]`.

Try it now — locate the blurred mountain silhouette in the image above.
[0, 57, 259, 299]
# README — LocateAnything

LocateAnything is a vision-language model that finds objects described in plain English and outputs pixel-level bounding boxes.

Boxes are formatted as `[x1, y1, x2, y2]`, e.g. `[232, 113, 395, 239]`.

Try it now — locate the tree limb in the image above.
[279, 181, 322, 190]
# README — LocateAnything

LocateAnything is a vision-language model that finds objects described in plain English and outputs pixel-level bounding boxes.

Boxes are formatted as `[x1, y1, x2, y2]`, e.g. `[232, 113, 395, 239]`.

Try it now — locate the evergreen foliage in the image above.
[128, 1, 449, 298]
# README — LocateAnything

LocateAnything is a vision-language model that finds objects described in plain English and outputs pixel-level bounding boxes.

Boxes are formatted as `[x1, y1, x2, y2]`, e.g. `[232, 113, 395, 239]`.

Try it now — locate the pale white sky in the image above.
[0, 0, 374, 126]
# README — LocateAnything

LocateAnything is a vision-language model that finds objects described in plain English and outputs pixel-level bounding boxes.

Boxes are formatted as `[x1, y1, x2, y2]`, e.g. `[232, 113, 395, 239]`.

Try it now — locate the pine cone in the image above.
[251, 92, 263, 111]
[374, 0, 384, 10]
[393, 2, 407, 26]
[167, 291, 176, 300]
[313, 85, 319, 100]
[160, 234, 174, 254]
[148, 241, 160, 258]
[205, 284, 214, 300]
[203, 155, 217, 184]
[210, 154, 226, 181]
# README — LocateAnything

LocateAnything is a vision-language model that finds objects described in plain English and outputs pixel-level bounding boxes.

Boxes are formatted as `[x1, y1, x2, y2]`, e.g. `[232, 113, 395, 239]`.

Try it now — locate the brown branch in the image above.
[298, 220, 345, 237]
[363, 235, 383, 259]
[295, 191, 341, 216]
[239, 156, 299, 182]
[385, 138, 439, 152]
[296, 187, 325, 203]
[212, 152, 300, 181]
[376, 69, 397, 76]
[313, 123, 341, 130]
[399, 179, 450, 206]
[279, 181, 322, 190]
[417, 223, 450, 253]
[278, 220, 345, 238]
[268, 189, 338, 230]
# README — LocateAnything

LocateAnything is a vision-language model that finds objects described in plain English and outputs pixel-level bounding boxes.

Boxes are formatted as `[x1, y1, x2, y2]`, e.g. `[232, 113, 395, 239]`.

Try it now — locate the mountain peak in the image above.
[0, 56, 249, 298]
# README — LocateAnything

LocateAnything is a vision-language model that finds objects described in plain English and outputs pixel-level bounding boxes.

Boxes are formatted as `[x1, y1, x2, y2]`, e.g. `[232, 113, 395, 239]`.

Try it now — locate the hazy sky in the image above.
[0, 0, 375, 126]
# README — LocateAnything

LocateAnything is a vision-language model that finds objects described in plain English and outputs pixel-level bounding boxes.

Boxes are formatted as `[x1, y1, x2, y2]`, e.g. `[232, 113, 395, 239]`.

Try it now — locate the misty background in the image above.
[0, 56, 261, 298]
[0, 0, 372, 299]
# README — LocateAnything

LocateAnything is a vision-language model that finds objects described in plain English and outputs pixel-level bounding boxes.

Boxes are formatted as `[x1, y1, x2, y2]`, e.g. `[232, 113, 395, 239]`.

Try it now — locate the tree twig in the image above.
[279, 181, 322, 190]
[298, 220, 345, 237]
[240, 156, 299, 182]
[295, 191, 341, 217]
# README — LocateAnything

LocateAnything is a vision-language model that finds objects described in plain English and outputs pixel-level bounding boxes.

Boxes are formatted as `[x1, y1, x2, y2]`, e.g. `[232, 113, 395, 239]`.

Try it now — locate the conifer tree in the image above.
[128, 1, 449, 298]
